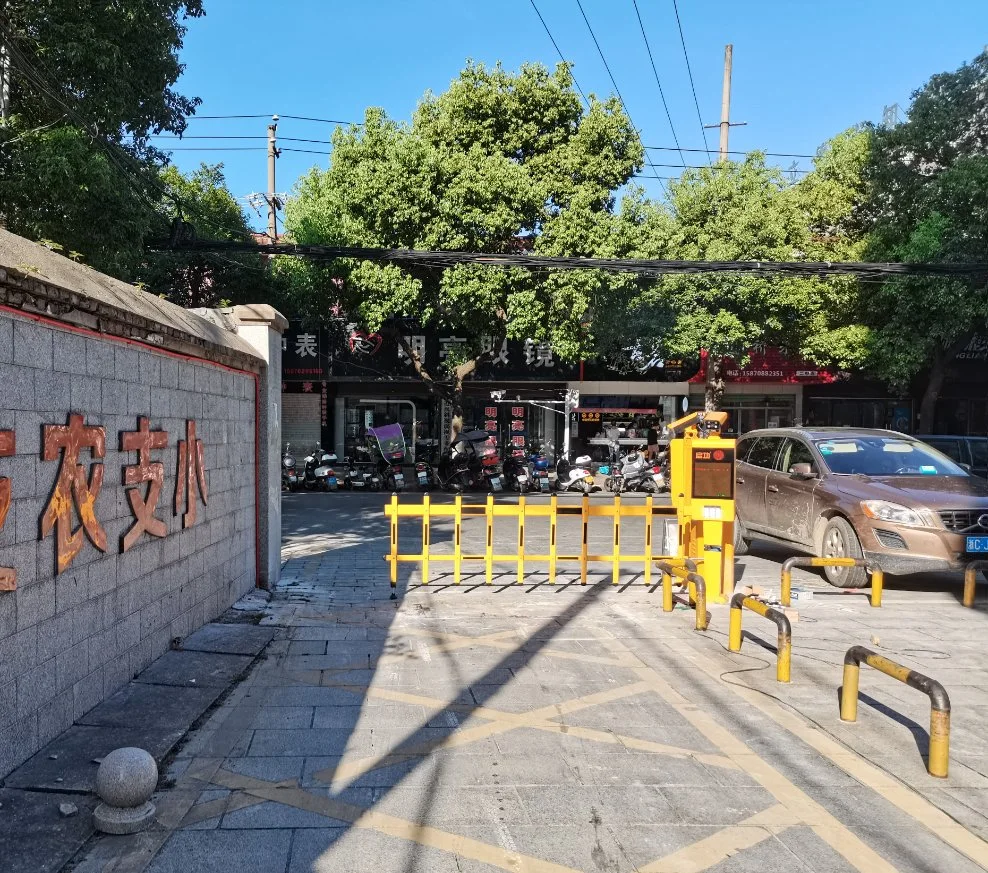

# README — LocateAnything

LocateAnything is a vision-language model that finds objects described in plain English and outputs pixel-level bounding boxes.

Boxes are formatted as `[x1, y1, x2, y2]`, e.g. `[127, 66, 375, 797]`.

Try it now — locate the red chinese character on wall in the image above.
[0, 430, 14, 591]
[511, 435, 526, 447]
[484, 420, 497, 432]
[40, 414, 108, 574]
[484, 406, 497, 418]
[510, 420, 525, 432]
[121, 417, 169, 552]
[175, 420, 208, 529]
[511, 406, 524, 418]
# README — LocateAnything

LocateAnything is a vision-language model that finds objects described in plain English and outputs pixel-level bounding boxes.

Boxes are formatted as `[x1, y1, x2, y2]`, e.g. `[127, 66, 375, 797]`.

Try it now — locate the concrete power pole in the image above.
[704, 45, 746, 163]
[266, 114, 280, 241]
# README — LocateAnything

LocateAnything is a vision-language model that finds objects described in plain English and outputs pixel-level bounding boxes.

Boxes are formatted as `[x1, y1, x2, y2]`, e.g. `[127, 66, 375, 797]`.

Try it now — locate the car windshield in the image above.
[814, 437, 967, 476]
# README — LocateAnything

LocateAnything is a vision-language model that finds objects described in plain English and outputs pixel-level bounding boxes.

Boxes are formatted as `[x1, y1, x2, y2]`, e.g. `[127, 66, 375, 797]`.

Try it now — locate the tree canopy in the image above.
[0, 0, 202, 276]
[284, 61, 644, 406]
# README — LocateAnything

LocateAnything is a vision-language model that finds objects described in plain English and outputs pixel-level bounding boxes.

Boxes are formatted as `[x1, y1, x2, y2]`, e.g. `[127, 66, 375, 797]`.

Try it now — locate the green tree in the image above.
[139, 164, 269, 309]
[859, 51, 988, 431]
[0, 0, 203, 277]
[284, 61, 642, 424]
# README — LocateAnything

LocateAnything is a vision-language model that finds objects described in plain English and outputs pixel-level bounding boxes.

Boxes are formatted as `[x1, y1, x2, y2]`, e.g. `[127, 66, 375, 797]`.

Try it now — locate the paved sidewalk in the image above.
[74, 492, 988, 873]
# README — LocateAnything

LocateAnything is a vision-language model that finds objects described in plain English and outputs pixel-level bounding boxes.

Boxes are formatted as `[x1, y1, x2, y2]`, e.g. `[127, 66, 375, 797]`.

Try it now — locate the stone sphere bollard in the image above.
[92, 747, 158, 834]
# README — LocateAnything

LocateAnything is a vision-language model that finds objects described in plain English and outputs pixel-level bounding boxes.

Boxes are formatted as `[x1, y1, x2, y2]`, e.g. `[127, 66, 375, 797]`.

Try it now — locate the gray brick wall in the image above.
[0, 312, 257, 777]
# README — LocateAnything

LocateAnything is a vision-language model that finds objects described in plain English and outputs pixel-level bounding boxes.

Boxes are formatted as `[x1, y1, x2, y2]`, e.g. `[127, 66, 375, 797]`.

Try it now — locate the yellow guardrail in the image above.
[655, 560, 708, 631]
[840, 645, 951, 778]
[781, 557, 884, 608]
[962, 561, 986, 608]
[384, 493, 689, 591]
[728, 594, 792, 683]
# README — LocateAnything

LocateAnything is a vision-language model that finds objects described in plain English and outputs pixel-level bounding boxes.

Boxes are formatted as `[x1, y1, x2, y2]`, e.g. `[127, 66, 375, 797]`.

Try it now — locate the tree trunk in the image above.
[704, 354, 725, 411]
[917, 333, 973, 433]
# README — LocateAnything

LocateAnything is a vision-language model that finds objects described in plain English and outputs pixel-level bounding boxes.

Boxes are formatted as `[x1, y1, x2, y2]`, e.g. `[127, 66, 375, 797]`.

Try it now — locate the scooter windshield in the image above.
[368, 424, 406, 456]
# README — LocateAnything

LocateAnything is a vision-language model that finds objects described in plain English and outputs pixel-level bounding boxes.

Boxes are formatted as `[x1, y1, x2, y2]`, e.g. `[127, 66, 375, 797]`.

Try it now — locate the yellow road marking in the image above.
[212, 769, 582, 873]
[638, 804, 799, 873]
[591, 635, 900, 873]
[676, 638, 988, 870]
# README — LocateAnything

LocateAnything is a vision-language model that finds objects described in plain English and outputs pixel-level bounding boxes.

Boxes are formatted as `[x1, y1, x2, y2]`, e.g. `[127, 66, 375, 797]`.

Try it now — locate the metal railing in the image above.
[384, 493, 682, 590]
[963, 561, 986, 608]
[781, 557, 884, 607]
[728, 594, 792, 682]
[840, 645, 951, 778]
[655, 560, 708, 631]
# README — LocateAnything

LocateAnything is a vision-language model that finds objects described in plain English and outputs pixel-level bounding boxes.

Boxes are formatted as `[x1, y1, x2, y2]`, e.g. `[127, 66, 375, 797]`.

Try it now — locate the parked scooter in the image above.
[529, 444, 552, 492]
[606, 446, 647, 493]
[555, 453, 597, 494]
[367, 424, 407, 491]
[282, 443, 299, 492]
[502, 450, 531, 492]
[342, 454, 381, 490]
[302, 445, 339, 491]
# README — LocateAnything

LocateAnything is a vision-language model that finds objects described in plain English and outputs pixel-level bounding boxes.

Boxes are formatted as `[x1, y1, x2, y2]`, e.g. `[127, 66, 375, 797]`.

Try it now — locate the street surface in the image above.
[80, 491, 988, 873]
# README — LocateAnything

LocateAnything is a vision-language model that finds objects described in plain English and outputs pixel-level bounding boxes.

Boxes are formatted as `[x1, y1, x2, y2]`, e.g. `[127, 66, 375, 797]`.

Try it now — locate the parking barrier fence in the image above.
[840, 645, 951, 778]
[781, 557, 883, 608]
[728, 594, 792, 682]
[384, 493, 684, 590]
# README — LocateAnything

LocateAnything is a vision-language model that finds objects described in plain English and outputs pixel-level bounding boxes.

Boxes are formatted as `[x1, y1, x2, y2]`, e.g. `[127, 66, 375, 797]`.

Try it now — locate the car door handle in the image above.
[767, 484, 780, 493]
[735, 476, 744, 484]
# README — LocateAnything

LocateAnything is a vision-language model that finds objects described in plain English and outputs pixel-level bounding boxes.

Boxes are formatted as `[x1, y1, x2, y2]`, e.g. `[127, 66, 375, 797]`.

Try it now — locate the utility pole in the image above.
[266, 114, 280, 241]
[704, 44, 746, 163]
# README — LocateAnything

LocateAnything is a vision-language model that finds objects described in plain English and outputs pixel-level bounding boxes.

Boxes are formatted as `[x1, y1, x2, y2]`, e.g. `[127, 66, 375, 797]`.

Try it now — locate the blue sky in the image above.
[164, 0, 988, 230]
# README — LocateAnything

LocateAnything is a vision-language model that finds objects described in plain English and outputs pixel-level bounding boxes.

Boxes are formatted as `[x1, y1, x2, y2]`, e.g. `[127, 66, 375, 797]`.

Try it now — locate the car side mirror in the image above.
[790, 462, 817, 479]
[960, 462, 972, 472]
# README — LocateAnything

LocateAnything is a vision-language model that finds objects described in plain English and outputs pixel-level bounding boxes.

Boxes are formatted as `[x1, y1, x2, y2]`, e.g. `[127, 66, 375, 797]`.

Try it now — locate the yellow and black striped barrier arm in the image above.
[728, 594, 792, 683]
[840, 645, 951, 778]
[780, 556, 883, 608]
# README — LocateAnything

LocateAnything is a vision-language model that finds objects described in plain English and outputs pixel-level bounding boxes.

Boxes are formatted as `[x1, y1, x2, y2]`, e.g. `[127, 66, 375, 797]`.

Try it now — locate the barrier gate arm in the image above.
[728, 593, 792, 682]
[840, 645, 951, 778]
[781, 557, 884, 608]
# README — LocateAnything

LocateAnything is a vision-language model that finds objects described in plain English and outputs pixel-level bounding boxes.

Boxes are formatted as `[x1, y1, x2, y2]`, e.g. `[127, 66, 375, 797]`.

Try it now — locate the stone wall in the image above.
[0, 231, 277, 777]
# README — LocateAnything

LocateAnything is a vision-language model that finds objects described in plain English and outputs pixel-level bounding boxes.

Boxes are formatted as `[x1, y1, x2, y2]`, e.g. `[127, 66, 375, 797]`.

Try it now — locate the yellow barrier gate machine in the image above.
[666, 409, 736, 602]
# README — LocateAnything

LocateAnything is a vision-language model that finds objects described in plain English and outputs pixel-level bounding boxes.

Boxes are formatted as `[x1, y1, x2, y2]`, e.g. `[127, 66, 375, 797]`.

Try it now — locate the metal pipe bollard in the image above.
[655, 560, 707, 631]
[840, 645, 951, 778]
[780, 556, 883, 608]
[728, 594, 792, 682]
[962, 561, 987, 608]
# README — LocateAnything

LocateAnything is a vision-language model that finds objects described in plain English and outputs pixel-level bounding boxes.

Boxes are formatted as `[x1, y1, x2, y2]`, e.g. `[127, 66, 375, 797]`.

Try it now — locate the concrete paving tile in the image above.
[219, 794, 349, 828]
[455, 821, 630, 872]
[181, 623, 275, 656]
[135, 650, 254, 688]
[248, 706, 314, 729]
[76, 682, 223, 731]
[0, 788, 99, 873]
[253, 685, 366, 707]
[221, 756, 305, 783]
[146, 829, 293, 873]
[368, 784, 530, 826]
[249, 728, 355, 757]
[288, 827, 459, 873]
[658, 785, 778, 826]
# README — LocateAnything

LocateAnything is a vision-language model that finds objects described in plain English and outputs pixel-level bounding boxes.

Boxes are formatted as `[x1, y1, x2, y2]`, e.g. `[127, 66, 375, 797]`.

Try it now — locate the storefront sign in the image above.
[689, 347, 836, 384]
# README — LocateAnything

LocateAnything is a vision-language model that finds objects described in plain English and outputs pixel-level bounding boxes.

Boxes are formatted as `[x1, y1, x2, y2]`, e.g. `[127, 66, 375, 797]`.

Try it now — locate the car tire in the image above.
[734, 516, 750, 556]
[820, 517, 867, 588]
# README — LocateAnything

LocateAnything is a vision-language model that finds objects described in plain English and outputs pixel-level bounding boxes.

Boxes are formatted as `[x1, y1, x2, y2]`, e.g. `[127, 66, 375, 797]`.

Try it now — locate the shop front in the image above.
[688, 347, 839, 434]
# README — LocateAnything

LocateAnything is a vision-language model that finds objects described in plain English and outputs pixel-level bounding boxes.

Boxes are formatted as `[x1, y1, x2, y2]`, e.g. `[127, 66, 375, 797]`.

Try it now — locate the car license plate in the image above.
[491, 476, 503, 491]
[394, 473, 404, 484]
[327, 477, 337, 487]
[517, 473, 528, 482]
[352, 480, 364, 487]
[966, 536, 988, 552]
[417, 472, 428, 484]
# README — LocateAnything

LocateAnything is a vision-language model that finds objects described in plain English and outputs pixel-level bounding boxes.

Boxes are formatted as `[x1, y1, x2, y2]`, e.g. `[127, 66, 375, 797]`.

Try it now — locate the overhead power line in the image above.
[150, 238, 988, 281]
[670, 0, 712, 164]
[527, 0, 590, 107]
[632, 0, 686, 169]
[574, 0, 669, 193]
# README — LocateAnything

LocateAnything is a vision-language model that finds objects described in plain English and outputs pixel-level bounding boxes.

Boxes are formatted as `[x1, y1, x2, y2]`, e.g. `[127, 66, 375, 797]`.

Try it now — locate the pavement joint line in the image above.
[674, 629, 988, 870]
[636, 803, 799, 873]
[593, 631, 902, 873]
[210, 768, 582, 873]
